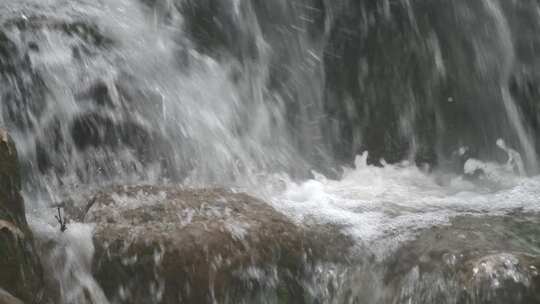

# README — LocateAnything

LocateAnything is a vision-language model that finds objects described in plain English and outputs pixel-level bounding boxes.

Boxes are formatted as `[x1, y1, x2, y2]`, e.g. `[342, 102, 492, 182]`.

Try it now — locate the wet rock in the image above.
[178, 0, 259, 61]
[3, 16, 113, 48]
[0, 288, 24, 304]
[0, 31, 47, 133]
[77, 185, 352, 304]
[71, 113, 117, 150]
[77, 82, 115, 107]
[0, 32, 18, 71]
[462, 253, 540, 303]
[321, 0, 540, 168]
[385, 214, 540, 304]
[68, 112, 177, 179]
[0, 129, 48, 303]
[0, 130, 24, 224]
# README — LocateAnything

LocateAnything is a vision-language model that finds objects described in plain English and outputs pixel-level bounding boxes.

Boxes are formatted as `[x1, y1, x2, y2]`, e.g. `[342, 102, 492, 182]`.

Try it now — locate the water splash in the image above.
[270, 145, 540, 257]
[0, 0, 539, 302]
[30, 217, 109, 304]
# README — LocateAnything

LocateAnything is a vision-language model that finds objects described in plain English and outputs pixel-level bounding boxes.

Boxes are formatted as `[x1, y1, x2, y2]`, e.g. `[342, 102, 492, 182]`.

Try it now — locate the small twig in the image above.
[81, 195, 98, 222]
[54, 206, 68, 232]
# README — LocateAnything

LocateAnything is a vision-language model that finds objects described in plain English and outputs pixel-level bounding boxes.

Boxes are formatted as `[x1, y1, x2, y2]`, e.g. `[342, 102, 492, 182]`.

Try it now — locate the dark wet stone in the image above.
[35, 118, 64, 174]
[0, 129, 49, 304]
[68, 112, 177, 180]
[178, 0, 259, 61]
[0, 32, 18, 71]
[319, 0, 540, 168]
[27, 42, 39, 52]
[60, 21, 113, 47]
[0, 130, 23, 224]
[3, 16, 113, 48]
[71, 113, 116, 150]
[77, 82, 115, 107]
[0, 30, 47, 133]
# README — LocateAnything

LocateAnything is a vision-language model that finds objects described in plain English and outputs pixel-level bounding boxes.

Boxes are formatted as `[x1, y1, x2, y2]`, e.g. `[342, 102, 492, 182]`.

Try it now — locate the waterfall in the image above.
[0, 0, 538, 199]
[0, 0, 540, 303]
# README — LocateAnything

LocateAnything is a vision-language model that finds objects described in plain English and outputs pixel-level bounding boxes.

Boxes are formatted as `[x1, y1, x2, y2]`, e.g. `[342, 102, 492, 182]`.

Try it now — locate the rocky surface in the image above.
[3, 121, 539, 304]
[74, 185, 353, 304]
[384, 214, 540, 304]
[0, 129, 48, 303]
[0, 288, 24, 304]
[67, 183, 540, 304]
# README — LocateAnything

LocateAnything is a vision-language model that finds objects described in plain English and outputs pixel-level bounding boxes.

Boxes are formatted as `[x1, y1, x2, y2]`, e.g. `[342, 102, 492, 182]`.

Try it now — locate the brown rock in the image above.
[0, 288, 24, 304]
[384, 214, 540, 304]
[80, 185, 352, 304]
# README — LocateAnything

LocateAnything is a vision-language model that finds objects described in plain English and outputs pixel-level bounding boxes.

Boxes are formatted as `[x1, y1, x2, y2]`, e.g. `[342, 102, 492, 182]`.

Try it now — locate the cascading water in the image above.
[0, 0, 539, 303]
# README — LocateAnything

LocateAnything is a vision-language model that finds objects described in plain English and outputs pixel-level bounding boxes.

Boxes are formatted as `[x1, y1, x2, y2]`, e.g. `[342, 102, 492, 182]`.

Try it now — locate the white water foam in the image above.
[269, 150, 540, 257]
[29, 216, 109, 304]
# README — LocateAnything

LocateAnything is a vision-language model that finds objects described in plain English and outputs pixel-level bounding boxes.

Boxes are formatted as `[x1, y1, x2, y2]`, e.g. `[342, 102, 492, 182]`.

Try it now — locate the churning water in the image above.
[0, 0, 539, 303]
[272, 151, 540, 255]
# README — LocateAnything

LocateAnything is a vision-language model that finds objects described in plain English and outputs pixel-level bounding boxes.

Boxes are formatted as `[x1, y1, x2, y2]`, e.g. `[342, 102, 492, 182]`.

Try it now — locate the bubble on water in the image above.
[270, 152, 540, 256]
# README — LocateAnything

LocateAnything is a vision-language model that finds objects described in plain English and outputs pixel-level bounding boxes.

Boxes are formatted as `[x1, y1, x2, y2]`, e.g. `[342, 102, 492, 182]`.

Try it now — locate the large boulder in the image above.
[385, 214, 540, 304]
[0, 129, 48, 303]
[75, 185, 352, 304]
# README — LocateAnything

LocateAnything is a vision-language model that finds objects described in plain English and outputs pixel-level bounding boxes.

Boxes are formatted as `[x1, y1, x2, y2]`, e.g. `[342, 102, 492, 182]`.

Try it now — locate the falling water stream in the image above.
[0, 0, 539, 303]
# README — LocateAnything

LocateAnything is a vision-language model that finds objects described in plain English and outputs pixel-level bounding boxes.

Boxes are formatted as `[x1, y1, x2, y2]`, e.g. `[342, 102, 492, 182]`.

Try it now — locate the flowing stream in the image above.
[0, 0, 539, 303]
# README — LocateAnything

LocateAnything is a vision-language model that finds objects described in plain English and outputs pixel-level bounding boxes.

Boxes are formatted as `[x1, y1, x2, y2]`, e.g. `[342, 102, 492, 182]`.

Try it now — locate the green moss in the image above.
[276, 285, 291, 304]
